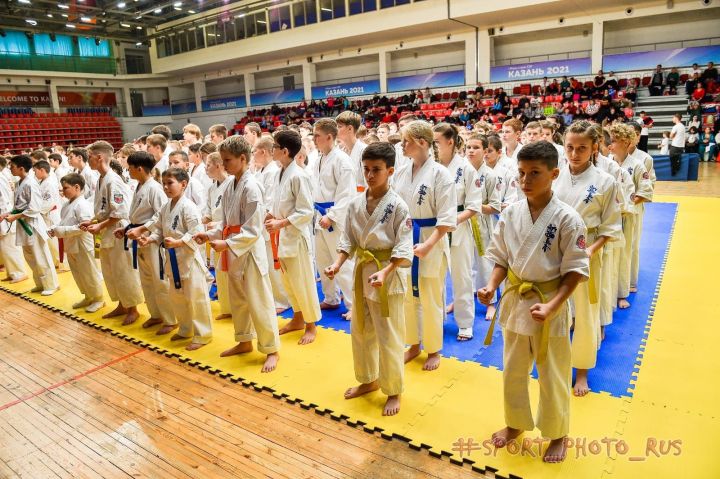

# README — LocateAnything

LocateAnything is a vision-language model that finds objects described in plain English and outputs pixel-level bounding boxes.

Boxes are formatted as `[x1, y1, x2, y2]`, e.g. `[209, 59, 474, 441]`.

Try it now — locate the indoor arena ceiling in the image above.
[0, 0, 276, 42]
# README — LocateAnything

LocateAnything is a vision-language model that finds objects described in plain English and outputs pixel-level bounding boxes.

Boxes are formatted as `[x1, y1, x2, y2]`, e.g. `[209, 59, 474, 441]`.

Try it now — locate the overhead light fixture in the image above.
[58, 3, 69, 9]
[257, 19, 266, 24]
[120, 22, 130, 27]
[173, 1, 181, 6]
[321, 7, 332, 12]
[25, 19, 37, 26]
[117, 1, 126, 7]
[18, 0, 31, 4]
[235, 13, 244, 18]
[154, 8, 162, 13]
[80, 16, 92, 22]
[46, 12, 53, 17]
[61, 13, 68, 17]
[136, 26, 142, 30]
[135, 14, 142, 19]
[188, 9, 196, 13]
[174, 7, 181, 10]
[66, 23, 75, 28]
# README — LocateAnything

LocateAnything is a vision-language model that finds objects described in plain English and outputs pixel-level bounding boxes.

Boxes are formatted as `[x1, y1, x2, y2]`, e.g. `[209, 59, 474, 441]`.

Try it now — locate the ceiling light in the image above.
[120, 22, 130, 27]
[25, 19, 37, 26]
[117, 1, 126, 7]
[66, 23, 75, 28]
[154, 8, 162, 13]
[321, 7, 332, 12]
[18, 0, 31, 4]
[61, 13, 68, 17]
[46, 13, 53, 17]
[235, 13, 244, 18]
[188, 9, 196, 13]
[173, 1, 181, 6]
[135, 41, 142, 46]
[80, 16, 92, 22]
[136, 26, 142, 30]
[257, 19, 266, 24]
[174, 6, 181, 10]
[58, 3, 69, 9]
[135, 14, 142, 19]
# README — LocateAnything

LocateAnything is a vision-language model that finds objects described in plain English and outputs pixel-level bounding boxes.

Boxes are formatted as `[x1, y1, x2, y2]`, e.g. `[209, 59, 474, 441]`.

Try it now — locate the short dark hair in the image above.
[151, 124, 172, 140]
[162, 167, 190, 184]
[127, 151, 157, 173]
[10, 155, 33, 172]
[274, 130, 303, 158]
[69, 147, 88, 163]
[169, 150, 190, 164]
[61, 172, 85, 189]
[362, 142, 395, 167]
[33, 160, 51, 173]
[48, 153, 63, 163]
[517, 140, 558, 169]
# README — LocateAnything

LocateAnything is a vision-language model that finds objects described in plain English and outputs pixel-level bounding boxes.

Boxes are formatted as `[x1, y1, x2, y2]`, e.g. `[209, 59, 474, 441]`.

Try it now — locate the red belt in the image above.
[220, 225, 242, 271]
[58, 238, 64, 263]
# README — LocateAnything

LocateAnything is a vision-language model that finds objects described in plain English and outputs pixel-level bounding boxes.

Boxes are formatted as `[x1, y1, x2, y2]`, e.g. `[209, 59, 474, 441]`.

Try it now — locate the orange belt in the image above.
[220, 225, 242, 271]
[270, 230, 281, 270]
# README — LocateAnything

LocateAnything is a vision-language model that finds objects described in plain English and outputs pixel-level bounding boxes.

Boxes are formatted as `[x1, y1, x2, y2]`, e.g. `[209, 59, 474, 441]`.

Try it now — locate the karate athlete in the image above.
[195, 136, 281, 373]
[121, 151, 175, 334]
[0, 156, 27, 283]
[478, 141, 589, 463]
[49, 174, 104, 312]
[0, 155, 58, 295]
[312, 118, 356, 318]
[499, 118, 523, 169]
[394, 121, 456, 371]
[433, 123, 483, 341]
[554, 121, 621, 397]
[484, 135, 519, 211]
[265, 130, 322, 345]
[140, 167, 213, 350]
[68, 147, 98, 201]
[32, 160, 63, 269]
[80, 141, 143, 325]
[168, 151, 208, 209]
[336, 111, 368, 193]
[325, 142, 413, 416]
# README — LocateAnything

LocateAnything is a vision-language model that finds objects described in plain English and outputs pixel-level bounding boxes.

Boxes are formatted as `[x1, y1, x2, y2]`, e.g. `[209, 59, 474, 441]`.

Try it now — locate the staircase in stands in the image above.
[635, 89, 689, 155]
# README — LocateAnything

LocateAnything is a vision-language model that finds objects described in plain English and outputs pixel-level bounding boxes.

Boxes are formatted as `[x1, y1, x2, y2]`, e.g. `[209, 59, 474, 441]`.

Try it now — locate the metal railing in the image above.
[386, 63, 464, 78]
[491, 51, 592, 67]
[603, 36, 720, 55]
[313, 73, 380, 86]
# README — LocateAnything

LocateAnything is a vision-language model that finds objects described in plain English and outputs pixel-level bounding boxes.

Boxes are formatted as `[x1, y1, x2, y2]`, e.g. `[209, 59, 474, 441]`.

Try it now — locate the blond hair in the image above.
[255, 136, 274, 152]
[608, 123, 637, 144]
[146, 133, 167, 150]
[218, 135, 251, 160]
[183, 123, 202, 141]
[335, 111, 361, 131]
[87, 140, 114, 160]
[314, 118, 338, 138]
[206, 151, 223, 166]
[403, 120, 439, 161]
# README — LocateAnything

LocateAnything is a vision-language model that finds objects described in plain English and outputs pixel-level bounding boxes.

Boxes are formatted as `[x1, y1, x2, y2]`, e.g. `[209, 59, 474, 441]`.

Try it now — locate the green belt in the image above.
[354, 248, 393, 323]
[10, 209, 32, 236]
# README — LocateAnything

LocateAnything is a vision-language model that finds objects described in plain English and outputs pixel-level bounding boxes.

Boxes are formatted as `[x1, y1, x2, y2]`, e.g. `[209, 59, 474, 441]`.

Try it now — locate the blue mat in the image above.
[273, 202, 677, 398]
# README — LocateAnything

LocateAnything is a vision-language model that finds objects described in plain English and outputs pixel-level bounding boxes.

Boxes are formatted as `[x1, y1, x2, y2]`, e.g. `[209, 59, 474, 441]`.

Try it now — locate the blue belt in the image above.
[123, 223, 142, 269]
[314, 201, 335, 232]
[411, 217, 437, 298]
[164, 244, 182, 289]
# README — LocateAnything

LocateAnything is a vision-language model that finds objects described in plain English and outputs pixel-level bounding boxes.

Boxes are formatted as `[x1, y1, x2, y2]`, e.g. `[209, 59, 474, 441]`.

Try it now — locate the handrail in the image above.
[491, 51, 591, 67]
[603, 36, 720, 55]
[387, 64, 464, 78]
[313, 74, 380, 86]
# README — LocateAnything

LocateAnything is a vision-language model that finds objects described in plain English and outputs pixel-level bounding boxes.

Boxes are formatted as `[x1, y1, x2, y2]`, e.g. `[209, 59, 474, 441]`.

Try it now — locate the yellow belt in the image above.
[484, 269, 562, 364]
[469, 215, 485, 257]
[586, 227, 600, 305]
[354, 248, 393, 323]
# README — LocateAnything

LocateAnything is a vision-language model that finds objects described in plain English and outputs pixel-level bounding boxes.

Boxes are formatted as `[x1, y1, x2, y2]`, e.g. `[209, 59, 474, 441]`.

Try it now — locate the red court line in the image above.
[0, 349, 145, 412]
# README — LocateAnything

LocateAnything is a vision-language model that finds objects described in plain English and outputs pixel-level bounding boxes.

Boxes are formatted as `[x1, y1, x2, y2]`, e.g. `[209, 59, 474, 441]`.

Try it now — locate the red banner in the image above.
[0, 91, 116, 106]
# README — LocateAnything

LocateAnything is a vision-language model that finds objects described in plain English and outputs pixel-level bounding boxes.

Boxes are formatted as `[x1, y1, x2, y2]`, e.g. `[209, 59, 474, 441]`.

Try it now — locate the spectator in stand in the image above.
[691, 63, 702, 78]
[669, 113, 686, 176]
[666, 67, 680, 95]
[606, 71, 618, 91]
[701, 62, 718, 89]
[547, 79, 561, 95]
[685, 73, 699, 96]
[687, 101, 703, 120]
[561, 107, 574, 126]
[593, 69, 606, 93]
[562, 85, 574, 102]
[585, 99, 600, 120]
[685, 126, 699, 154]
[649, 65, 665, 96]
[423, 87, 433, 103]
[494, 87, 509, 108]
[625, 78, 638, 104]
[582, 83, 594, 100]
[560, 76, 571, 91]
[699, 126, 717, 162]
[475, 83, 484, 96]
[688, 115, 701, 130]
[692, 83, 706, 103]
[637, 111, 653, 152]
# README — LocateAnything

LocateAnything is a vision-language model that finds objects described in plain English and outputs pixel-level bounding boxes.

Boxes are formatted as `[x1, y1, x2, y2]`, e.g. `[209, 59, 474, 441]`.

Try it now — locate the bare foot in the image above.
[383, 395, 401, 416]
[156, 324, 178, 335]
[102, 304, 127, 319]
[446, 302, 454, 314]
[186, 342, 207, 351]
[629, 286, 638, 293]
[9, 275, 28, 284]
[618, 298, 630, 309]
[122, 308, 140, 326]
[404, 344, 421, 364]
[142, 317, 163, 328]
[573, 369, 590, 397]
[344, 380, 379, 399]
[543, 437, 568, 463]
[220, 341, 253, 357]
[423, 352, 441, 371]
[170, 333, 188, 341]
[215, 313, 232, 320]
[275, 307, 289, 315]
[491, 427, 523, 448]
[485, 304, 496, 321]
[299, 323, 316, 345]
[279, 313, 305, 335]
[319, 301, 340, 310]
[341, 311, 352, 321]
[262, 353, 279, 373]
[601, 325, 606, 341]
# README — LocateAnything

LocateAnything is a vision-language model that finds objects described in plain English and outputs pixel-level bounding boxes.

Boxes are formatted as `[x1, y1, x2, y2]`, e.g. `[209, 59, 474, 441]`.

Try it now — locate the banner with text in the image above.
[490, 58, 591, 83]
[311, 80, 380, 99]
[603, 45, 720, 72]
[387, 70, 465, 92]
[250, 89, 304, 106]
[201, 95, 247, 111]
[0, 91, 117, 106]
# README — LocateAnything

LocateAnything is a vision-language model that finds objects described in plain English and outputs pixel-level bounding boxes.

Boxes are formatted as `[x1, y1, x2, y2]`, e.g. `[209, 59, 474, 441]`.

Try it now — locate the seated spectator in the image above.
[692, 83, 706, 103]
[606, 71, 618, 90]
[560, 75, 571, 91]
[594, 69, 606, 92]
[701, 62, 718, 88]
[685, 126, 699, 153]
[494, 87, 509, 108]
[666, 67, 680, 95]
[692, 63, 702, 78]
[649, 64, 665, 96]
[561, 107, 574, 126]
[547, 79, 561, 94]
[688, 115, 701, 130]
[562, 86, 574, 102]
[475, 83, 484, 96]
[699, 126, 717, 161]
[585, 98, 600, 119]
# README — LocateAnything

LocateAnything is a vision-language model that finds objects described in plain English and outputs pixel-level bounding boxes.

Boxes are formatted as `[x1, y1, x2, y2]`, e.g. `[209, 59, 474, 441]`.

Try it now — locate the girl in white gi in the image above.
[478, 141, 589, 463]
[324, 142, 413, 416]
[202, 152, 234, 320]
[554, 121, 622, 397]
[121, 152, 176, 334]
[80, 141, 144, 325]
[394, 121, 456, 371]
[68, 148, 98, 201]
[265, 130, 322, 345]
[252, 137, 291, 314]
[336, 111, 368, 193]
[138, 168, 213, 350]
[49, 174, 104, 312]
[312, 119, 357, 318]
[465, 134, 502, 320]
[607, 124, 653, 309]
[0, 157, 27, 284]
[433, 123, 483, 341]
[0, 155, 59, 295]
[484, 136, 519, 211]
[195, 136, 281, 373]
[168, 151, 208, 209]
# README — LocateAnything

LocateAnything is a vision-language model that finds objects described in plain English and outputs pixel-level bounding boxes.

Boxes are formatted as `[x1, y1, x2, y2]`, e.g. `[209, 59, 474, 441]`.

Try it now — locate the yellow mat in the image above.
[2, 195, 718, 478]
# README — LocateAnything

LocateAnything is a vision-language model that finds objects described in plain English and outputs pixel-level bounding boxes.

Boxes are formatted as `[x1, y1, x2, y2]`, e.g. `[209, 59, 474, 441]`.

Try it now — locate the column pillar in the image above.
[244, 72, 255, 107]
[302, 62, 316, 101]
[48, 82, 60, 112]
[193, 80, 206, 112]
[591, 20, 604, 74]
[379, 51, 390, 94]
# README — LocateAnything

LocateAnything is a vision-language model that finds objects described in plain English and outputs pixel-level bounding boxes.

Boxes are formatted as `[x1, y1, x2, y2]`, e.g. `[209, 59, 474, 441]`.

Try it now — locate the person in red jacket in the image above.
[692, 84, 706, 103]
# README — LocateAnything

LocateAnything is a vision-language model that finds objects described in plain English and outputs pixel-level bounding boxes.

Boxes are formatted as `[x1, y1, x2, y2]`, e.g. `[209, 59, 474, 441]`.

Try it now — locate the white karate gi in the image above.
[148, 197, 213, 344]
[204, 177, 233, 315]
[190, 162, 214, 192]
[270, 161, 321, 324]
[78, 164, 99, 201]
[628, 148, 655, 289]
[183, 176, 208, 210]
[129, 178, 174, 325]
[337, 188, 413, 395]
[472, 164, 503, 295]
[346, 140, 368, 192]
[38, 174, 62, 267]
[313, 146, 356, 310]
[13, 175, 58, 291]
[53, 196, 103, 301]
[0, 174, 24, 281]
[393, 158, 457, 354]
[485, 195, 589, 439]
[555, 165, 621, 370]
[94, 170, 144, 308]
[208, 171, 280, 353]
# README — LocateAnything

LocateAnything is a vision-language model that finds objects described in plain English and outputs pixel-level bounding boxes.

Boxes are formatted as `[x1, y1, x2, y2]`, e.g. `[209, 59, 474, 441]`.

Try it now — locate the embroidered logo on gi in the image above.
[380, 202, 395, 224]
[627, 167, 634, 176]
[542, 224, 557, 253]
[496, 177, 503, 190]
[101, 197, 107, 211]
[475, 175, 485, 188]
[583, 185, 597, 204]
[171, 215, 179, 230]
[42, 192, 50, 201]
[113, 193, 124, 204]
[642, 171, 649, 180]
[215, 195, 222, 207]
[576, 235, 586, 250]
[417, 184, 428, 206]
[454, 167, 463, 184]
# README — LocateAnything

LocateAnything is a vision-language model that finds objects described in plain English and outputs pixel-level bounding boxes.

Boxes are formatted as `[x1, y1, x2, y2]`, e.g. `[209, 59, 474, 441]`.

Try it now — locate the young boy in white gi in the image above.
[336, 111, 368, 193]
[0, 156, 27, 283]
[325, 142, 413, 416]
[49, 174, 104, 312]
[265, 130, 322, 345]
[195, 136, 281, 372]
[168, 151, 208, 209]
[33, 160, 63, 270]
[68, 147, 98, 201]
[479, 141, 589, 463]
